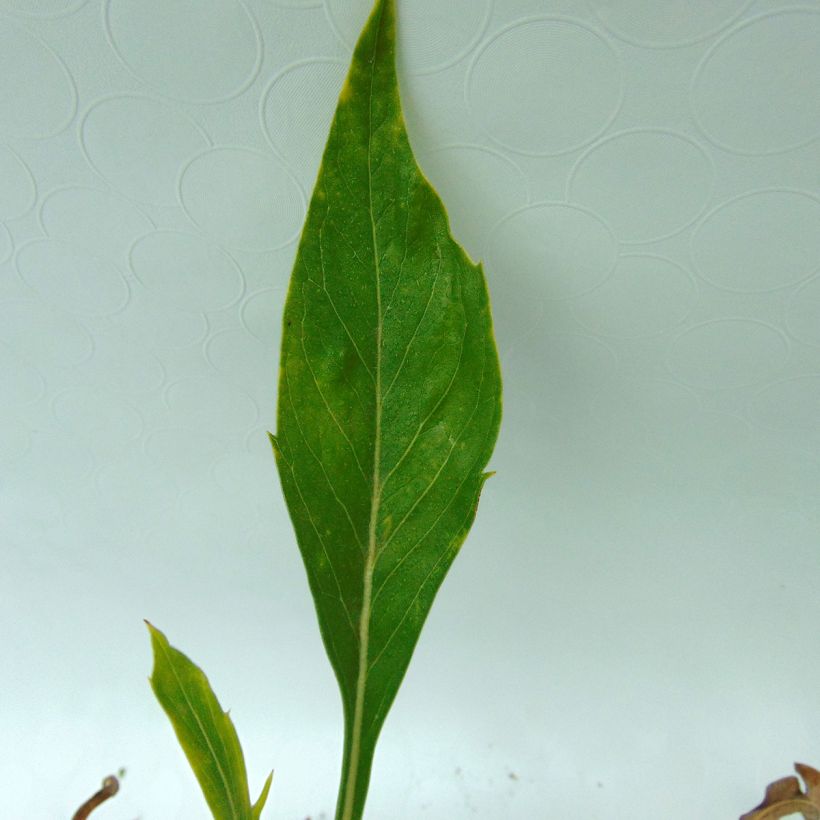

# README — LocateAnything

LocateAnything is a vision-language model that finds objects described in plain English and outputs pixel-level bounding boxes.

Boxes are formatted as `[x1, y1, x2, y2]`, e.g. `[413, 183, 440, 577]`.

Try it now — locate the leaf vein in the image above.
[383, 174, 415, 314]
[318, 219, 376, 386]
[379, 317, 467, 491]
[366, 530, 455, 675]
[372, 325, 488, 598]
[275, 433, 359, 643]
[286, 339, 367, 556]
[383, 243, 442, 401]
[155, 636, 242, 820]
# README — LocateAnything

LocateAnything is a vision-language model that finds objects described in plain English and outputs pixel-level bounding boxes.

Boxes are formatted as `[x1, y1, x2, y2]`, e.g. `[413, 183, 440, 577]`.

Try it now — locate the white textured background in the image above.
[2, 1, 819, 818]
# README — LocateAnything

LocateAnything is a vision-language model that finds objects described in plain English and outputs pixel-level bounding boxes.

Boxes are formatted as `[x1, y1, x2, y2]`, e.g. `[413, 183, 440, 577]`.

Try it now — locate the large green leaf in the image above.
[146, 622, 273, 820]
[270, 0, 502, 817]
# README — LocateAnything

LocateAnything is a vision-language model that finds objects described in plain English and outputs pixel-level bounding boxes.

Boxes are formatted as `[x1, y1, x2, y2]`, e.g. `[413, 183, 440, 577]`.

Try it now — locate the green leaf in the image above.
[251, 771, 273, 820]
[146, 622, 272, 820]
[271, 0, 502, 817]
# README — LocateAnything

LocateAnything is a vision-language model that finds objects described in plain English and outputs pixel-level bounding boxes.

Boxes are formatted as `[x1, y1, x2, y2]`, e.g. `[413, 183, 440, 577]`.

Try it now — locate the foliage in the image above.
[270, 0, 501, 816]
[147, 623, 272, 820]
[146, 0, 501, 816]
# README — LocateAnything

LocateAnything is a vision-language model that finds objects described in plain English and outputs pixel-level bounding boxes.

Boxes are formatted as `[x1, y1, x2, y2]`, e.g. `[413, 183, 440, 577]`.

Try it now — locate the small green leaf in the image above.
[251, 771, 273, 820]
[146, 622, 271, 820]
[273, 0, 502, 817]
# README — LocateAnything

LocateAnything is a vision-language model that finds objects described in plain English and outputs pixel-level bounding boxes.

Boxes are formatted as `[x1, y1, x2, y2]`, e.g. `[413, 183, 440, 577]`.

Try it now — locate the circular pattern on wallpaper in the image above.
[104, 0, 261, 103]
[489, 203, 617, 298]
[16, 240, 130, 317]
[241, 288, 287, 357]
[571, 255, 698, 339]
[205, 330, 270, 392]
[179, 148, 305, 251]
[0, 299, 93, 366]
[0, 341, 45, 407]
[468, 16, 622, 156]
[80, 95, 210, 206]
[0, 147, 36, 219]
[590, 378, 701, 436]
[211, 451, 274, 511]
[130, 231, 245, 313]
[667, 410, 753, 467]
[0, 406, 31, 464]
[0, 223, 12, 264]
[786, 274, 820, 347]
[0, 19, 75, 139]
[96, 452, 180, 514]
[0, 0, 88, 16]
[325, 0, 491, 74]
[504, 332, 619, 428]
[691, 9, 820, 155]
[486, 203, 617, 344]
[750, 376, 820, 433]
[568, 129, 714, 243]
[40, 186, 154, 261]
[115, 289, 209, 352]
[165, 377, 259, 432]
[18, 427, 94, 484]
[692, 190, 820, 292]
[723, 445, 820, 522]
[268, 0, 320, 7]
[81, 331, 165, 397]
[586, 0, 752, 47]
[417, 144, 528, 259]
[667, 319, 789, 389]
[53, 388, 143, 456]
[144, 427, 224, 481]
[260, 59, 347, 187]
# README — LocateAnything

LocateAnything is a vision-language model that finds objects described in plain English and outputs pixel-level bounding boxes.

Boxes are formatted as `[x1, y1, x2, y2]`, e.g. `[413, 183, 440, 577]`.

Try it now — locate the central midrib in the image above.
[340, 8, 385, 819]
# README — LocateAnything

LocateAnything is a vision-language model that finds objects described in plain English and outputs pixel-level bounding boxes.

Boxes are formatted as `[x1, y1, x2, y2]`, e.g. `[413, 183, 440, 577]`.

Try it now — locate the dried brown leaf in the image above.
[797, 763, 820, 805]
[740, 763, 820, 820]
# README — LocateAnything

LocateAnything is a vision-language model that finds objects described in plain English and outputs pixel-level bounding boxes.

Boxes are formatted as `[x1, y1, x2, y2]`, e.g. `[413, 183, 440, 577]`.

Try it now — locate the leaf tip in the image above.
[144, 620, 167, 644]
[252, 770, 274, 819]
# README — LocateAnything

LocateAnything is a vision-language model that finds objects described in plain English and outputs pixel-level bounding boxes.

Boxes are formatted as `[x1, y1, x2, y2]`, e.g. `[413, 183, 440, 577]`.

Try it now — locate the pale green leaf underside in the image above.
[272, 0, 502, 818]
[147, 623, 272, 820]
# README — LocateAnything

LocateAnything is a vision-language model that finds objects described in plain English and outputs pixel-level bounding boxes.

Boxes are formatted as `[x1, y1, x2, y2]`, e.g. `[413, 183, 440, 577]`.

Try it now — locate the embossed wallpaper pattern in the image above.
[1, 1, 819, 817]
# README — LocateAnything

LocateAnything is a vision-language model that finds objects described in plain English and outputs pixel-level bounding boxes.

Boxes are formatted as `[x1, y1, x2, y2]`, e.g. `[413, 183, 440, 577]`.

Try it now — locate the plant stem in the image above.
[71, 775, 119, 820]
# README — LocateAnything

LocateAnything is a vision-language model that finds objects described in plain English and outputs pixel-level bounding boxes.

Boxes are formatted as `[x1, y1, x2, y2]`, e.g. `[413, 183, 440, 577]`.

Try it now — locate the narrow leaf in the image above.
[251, 771, 273, 820]
[146, 622, 269, 820]
[272, 0, 502, 817]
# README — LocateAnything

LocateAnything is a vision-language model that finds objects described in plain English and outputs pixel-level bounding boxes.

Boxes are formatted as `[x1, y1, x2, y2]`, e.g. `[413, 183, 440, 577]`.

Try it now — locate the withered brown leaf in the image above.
[740, 763, 820, 820]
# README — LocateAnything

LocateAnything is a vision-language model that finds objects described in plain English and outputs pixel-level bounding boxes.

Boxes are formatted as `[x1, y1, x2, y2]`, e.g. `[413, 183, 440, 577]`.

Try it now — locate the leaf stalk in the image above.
[71, 775, 119, 820]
